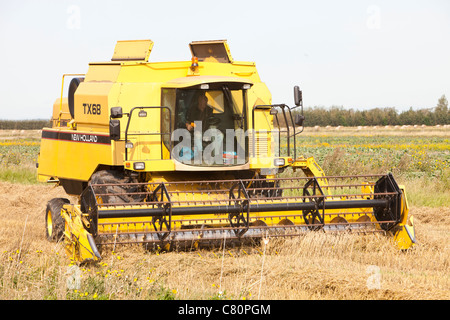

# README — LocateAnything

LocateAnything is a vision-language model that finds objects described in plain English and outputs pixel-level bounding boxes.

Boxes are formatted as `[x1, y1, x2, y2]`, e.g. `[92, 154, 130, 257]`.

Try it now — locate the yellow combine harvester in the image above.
[37, 40, 416, 263]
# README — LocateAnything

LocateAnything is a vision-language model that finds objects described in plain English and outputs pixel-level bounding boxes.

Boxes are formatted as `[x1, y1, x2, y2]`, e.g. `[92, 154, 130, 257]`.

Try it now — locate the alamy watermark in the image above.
[366, 265, 381, 290]
[67, 5, 81, 30]
[170, 124, 279, 167]
[366, 5, 381, 30]
[66, 265, 81, 290]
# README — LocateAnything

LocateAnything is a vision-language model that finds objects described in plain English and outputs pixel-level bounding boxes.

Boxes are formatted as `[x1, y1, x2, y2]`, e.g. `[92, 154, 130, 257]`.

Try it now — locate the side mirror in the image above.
[111, 107, 123, 119]
[294, 114, 305, 126]
[109, 119, 121, 140]
[294, 86, 302, 106]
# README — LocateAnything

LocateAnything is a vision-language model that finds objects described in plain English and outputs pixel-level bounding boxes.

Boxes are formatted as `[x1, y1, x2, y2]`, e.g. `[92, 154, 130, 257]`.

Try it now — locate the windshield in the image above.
[161, 85, 248, 166]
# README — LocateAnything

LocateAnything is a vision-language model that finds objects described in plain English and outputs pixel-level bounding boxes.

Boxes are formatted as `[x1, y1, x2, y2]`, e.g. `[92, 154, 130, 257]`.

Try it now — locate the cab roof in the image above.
[163, 75, 253, 89]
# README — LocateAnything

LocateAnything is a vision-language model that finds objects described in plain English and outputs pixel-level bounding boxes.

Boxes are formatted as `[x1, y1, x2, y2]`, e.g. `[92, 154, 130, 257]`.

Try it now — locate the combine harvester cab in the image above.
[37, 40, 415, 263]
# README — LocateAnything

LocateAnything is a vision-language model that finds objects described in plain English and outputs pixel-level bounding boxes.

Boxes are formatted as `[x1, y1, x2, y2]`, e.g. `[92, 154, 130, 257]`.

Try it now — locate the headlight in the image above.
[133, 162, 145, 170]
[274, 158, 285, 166]
[125, 142, 134, 149]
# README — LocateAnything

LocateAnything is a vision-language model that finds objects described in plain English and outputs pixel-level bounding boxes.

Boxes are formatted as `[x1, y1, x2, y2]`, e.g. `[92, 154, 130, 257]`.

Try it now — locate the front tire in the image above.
[90, 170, 144, 204]
[45, 198, 70, 242]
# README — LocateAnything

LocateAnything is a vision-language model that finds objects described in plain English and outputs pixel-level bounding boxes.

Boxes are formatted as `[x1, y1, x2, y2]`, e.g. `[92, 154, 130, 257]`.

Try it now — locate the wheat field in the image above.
[0, 127, 449, 300]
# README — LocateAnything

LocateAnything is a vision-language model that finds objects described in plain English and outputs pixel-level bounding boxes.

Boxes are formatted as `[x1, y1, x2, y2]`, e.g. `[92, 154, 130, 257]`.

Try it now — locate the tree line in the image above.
[0, 96, 448, 129]
[284, 95, 449, 127]
[0, 120, 51, 130]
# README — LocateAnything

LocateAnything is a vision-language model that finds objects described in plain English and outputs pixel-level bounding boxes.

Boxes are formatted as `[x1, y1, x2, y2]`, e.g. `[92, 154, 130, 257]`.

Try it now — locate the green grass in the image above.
[0, 166, 38, 184]
[0, 139, 40, 184]
[289, 135, 449, 178]
[401, 172, 450, 207]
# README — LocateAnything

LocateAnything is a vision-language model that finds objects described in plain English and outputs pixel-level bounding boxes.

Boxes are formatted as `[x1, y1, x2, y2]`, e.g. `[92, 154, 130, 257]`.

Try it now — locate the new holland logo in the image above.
[41, 130, 111, 145]
[71, 133, 98, 143]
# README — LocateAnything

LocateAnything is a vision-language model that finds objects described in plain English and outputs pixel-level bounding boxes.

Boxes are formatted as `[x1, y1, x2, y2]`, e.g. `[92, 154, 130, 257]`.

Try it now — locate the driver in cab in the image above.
[185, 93, 213, 132]
[185, 92, 223, 160]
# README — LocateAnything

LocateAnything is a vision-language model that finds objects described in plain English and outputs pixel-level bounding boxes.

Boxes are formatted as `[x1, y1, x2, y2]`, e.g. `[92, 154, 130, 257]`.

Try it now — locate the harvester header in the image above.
[37, 39, 415, 263]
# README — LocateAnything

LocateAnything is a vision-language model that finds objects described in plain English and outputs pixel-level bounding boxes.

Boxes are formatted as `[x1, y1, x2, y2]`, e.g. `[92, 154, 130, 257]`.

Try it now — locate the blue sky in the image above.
[0, 0, 449, 119]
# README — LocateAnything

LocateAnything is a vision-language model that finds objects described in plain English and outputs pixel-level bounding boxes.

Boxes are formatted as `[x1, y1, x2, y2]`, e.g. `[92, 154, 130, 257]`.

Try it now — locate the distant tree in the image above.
[435, 95, 449, 125]
[384, 107, 398, 125]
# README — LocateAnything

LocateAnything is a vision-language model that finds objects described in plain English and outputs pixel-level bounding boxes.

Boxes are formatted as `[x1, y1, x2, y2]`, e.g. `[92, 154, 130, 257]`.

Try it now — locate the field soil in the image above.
[0, 181, 448, 300]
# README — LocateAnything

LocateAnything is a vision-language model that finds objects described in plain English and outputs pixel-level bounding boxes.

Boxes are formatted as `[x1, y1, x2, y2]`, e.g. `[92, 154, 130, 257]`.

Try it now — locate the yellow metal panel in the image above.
[249, 157, 278, 168]
[115, 60, 261, 85]
[249, 82, 271, 108]
[74, 82, 113, 126]
[115, 82, 161, 106]
[116, 62, 190, 83]
[62, 205, 100, 262]
[37, 135, 60, 179]
[38, 129, 113, 181]
[52, 98, 71, 125]
[111, 140, 125, 166]
[56, 141, 111, 181]
[85, 64, 121, 82]
[126, 160, 175, 172]
[112, 39, 153, 61]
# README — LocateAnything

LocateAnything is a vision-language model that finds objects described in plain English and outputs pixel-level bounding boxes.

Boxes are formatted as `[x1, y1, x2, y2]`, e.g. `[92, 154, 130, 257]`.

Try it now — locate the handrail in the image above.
[252, 104, 300, 159]
[59, 74, 85, 126]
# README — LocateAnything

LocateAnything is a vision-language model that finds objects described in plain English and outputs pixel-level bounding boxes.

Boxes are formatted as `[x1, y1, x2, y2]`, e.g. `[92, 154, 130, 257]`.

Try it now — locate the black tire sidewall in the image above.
[45, 198, 70, 242]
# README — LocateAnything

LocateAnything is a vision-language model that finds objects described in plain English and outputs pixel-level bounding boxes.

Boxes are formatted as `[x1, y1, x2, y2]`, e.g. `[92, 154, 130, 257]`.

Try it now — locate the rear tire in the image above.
[45, 198, 70, 242]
